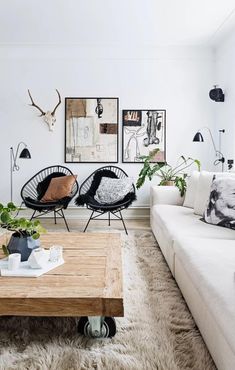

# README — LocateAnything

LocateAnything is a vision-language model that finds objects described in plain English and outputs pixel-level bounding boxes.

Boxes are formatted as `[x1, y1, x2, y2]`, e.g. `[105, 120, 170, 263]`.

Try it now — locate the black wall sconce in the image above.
[209, 85, 224, 102]
[193, 127, 225, 171]
[10, 142, 31, 202]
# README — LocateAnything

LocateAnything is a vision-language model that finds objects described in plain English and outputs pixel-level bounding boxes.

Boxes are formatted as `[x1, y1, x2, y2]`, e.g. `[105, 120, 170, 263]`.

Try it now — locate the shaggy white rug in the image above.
[0, 230, 216, 370]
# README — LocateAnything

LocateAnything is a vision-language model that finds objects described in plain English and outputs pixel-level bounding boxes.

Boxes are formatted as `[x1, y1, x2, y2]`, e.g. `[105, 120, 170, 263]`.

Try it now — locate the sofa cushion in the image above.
[152, 204, 235, 243]
[205, 176, 235, 229]
[174, 237, 235, 355]
[194, 171, 235, 216]
[194, 171, 215, 216]
[183, 171, 200, 208]
[150, 185, 184, 207]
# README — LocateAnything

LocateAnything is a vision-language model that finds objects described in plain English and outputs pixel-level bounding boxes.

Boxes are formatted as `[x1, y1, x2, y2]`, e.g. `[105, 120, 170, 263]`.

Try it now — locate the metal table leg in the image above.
[88, 316, 105, 337]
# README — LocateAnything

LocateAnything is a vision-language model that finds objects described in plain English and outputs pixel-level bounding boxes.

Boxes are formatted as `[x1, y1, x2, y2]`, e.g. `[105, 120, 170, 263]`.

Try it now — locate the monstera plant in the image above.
[0, 202, 46, 261]
[136, 149, 201, 196]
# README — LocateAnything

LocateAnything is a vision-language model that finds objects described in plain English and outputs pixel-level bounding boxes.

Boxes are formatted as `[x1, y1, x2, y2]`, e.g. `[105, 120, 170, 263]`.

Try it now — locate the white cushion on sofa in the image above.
[174, 237, 235, 355]
[151, 204, 235, 275]
[193, 171, 214, 216]
[152, 204, 235, 242]
[150, 185, 184, 207]
[183, 171, 200, 208]
[194, 171, 235, 216]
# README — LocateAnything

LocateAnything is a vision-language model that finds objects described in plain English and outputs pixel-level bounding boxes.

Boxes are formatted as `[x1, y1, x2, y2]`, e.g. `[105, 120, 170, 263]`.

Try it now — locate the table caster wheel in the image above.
[103, 317, 116, 337]
[77, 316, 116, 338]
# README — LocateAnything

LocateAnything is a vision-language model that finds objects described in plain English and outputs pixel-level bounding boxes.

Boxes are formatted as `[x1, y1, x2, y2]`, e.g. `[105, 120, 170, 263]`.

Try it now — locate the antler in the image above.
[28, 90, 46, 116]
[51, 89, 61, 116]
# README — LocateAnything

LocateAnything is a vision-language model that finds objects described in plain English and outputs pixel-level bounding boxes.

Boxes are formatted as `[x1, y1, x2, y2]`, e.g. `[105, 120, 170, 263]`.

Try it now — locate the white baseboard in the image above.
[19, 206, 150, 220]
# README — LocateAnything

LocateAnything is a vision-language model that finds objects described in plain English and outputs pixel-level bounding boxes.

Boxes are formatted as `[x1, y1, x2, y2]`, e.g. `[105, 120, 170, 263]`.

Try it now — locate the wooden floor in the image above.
[0, 218, 150, 238]
[39, 218, 150, 233]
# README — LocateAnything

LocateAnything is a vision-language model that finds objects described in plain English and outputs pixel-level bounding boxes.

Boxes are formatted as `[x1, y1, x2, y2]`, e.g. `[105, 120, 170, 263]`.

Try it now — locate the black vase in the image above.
[7, 233, 40, 261]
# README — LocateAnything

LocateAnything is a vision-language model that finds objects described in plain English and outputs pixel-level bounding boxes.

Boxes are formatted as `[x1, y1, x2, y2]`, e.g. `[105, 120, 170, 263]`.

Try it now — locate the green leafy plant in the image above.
[136, 149, 201, 196]
[0, 202, 46, 255]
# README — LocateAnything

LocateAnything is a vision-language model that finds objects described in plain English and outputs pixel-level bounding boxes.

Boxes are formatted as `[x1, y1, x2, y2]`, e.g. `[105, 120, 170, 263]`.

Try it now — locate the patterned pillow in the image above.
[204, 176, 235, 229]
[94, 177, 133, 204]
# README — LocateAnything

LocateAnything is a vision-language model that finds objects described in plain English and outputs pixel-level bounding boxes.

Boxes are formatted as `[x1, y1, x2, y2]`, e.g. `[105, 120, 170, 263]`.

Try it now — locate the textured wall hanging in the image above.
[65, 97, 119, 163]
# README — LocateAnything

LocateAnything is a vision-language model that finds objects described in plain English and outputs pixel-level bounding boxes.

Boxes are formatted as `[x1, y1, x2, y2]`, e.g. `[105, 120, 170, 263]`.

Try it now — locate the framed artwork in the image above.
[65, 98, 119, 163]
[122, 109, 166, 163]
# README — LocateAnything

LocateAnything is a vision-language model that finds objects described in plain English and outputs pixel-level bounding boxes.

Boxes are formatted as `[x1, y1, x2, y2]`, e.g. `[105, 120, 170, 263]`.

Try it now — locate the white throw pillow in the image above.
[94, 177, 133, 204]
[194, 171, 235, 216]
[183, 171, 200, 208]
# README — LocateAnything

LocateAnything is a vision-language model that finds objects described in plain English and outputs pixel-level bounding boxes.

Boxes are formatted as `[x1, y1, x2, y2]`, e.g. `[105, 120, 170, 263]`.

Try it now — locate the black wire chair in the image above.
[21, 165, 79, 232]
[77, 166, 136, 235]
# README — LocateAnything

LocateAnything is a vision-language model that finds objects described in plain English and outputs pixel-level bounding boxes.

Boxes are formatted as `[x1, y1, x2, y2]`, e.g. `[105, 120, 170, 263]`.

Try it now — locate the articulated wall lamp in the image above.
[193, 127, 225, 171]
[10, 142, 31, 202]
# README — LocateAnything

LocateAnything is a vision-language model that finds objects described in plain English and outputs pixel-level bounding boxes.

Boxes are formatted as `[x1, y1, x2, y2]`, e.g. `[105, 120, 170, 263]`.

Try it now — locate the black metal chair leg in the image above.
[119, 211, 128, 235]
[108, 212, 111, 226]
[84, 211, 94, 232]
[61, 209, 70, 232]
[54, 210, 57, 224]
[30, 210, 37, 221]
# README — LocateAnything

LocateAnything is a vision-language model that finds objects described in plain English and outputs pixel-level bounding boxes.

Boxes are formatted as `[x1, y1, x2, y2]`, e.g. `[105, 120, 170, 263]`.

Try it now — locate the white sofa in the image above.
[150, 177, 235, 370]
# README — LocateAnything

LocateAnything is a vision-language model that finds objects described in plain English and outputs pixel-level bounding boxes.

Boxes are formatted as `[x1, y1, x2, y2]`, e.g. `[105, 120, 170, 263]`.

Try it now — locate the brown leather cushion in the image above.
[41, 175, 77, 202]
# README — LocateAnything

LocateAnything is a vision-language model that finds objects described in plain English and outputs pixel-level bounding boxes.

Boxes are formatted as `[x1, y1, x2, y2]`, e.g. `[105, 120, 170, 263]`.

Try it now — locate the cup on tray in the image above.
[8, 253, 21, 270]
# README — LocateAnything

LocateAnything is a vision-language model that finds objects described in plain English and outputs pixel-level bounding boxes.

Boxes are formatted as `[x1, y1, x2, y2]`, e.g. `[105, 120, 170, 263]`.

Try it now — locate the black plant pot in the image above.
[7, 233, 40, 262]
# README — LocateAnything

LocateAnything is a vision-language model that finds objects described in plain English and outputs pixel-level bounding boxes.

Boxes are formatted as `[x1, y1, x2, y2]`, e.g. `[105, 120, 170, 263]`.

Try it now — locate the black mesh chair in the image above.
[76, 166, 136, 235]
[21, 165, 79, 231]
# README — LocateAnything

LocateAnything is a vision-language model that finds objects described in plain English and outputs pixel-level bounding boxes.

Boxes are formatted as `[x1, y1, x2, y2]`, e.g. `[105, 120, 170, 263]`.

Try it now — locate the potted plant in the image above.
[136, 149, 201, 196]
[0, 202, 46, 261]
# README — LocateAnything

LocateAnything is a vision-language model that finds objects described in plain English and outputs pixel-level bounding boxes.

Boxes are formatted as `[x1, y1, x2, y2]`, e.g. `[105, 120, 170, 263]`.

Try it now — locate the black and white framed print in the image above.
[65, 98, 119, 163]
[122, 109, 166, 163]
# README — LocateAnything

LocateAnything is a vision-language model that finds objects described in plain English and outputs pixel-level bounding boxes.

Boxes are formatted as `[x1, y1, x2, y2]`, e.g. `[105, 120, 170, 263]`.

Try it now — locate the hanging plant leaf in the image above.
[7, 202, 17, 211]
[1, 211, 10, 223]
[32, 232, 40, 240]
[0, 202, 46, 239]
[2, 245, 9, 256]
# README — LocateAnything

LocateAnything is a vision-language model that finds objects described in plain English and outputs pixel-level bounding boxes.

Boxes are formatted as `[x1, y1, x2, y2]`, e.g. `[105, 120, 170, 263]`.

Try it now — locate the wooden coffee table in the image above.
[0, 232, 124, 338]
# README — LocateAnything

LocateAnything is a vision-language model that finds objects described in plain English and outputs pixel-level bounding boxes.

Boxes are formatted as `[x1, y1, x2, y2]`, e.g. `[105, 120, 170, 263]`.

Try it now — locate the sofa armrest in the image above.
[150, 185, 184, 207]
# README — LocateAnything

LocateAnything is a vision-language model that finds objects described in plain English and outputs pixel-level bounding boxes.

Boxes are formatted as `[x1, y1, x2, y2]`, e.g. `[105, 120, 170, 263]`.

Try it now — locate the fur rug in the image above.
[0, 230, 216, 370]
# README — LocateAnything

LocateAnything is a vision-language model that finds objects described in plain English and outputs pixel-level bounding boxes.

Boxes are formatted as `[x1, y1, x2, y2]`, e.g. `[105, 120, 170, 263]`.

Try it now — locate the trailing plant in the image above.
[0, 202, 46, 255]
[136, 149, 201, 196]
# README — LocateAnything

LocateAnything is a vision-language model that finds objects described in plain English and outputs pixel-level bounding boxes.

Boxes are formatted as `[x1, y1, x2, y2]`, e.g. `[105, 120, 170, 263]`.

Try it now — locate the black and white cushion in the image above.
[94, 177, 133, 204]
[204, 176, 235, 229]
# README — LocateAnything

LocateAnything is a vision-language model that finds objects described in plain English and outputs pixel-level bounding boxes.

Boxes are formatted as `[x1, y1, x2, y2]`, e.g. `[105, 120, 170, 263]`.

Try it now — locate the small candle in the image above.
[8, 253, 21, 270]
[49, 245, 63, 262]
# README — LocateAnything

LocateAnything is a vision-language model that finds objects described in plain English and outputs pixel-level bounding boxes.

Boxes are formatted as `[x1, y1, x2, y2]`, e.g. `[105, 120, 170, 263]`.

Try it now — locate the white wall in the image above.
[215, 26, 235, 165]
[0, 45, 215, 208]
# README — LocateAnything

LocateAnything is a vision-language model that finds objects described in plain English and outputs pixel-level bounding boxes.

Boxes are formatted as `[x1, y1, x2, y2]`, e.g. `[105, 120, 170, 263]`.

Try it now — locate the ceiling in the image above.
[0, 0, 235, 46]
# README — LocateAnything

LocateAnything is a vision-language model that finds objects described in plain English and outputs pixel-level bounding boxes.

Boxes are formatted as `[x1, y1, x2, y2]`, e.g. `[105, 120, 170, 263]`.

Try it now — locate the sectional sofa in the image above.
[150, 171, 235, 370]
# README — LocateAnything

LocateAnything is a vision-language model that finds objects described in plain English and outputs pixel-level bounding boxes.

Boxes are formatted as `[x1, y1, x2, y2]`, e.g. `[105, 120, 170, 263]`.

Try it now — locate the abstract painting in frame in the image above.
[65, 98, 119, 163]
[122, 109, 166, 163]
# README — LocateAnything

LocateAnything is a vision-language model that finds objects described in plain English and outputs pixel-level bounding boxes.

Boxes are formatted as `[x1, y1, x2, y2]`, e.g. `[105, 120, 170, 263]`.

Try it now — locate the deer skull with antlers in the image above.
[28, 89, 61, 132]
